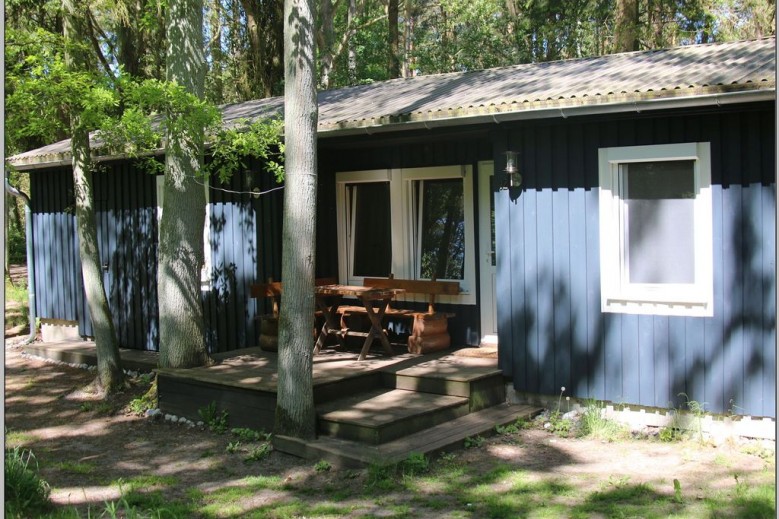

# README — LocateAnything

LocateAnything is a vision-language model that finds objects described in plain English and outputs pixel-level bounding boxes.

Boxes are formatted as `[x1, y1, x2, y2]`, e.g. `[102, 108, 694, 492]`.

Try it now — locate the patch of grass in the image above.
[197, 475, 285, 515]
[53, 460, 97, 475]
[400, 452, 429, 476]
[5, 447, 51, 518]
[576, 399, 628, 441]
[5, 429, 36, 447]
[573, 481, 671, 518]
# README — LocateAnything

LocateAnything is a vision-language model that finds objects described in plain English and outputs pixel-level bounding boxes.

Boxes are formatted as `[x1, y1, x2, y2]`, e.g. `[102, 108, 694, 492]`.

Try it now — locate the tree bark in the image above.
[614, 0, 639, 53]
[275, 0, 317, 440]
[63, 0, 125, 394]
[158, 0, 211, 369]
[388, 0, 401, 78]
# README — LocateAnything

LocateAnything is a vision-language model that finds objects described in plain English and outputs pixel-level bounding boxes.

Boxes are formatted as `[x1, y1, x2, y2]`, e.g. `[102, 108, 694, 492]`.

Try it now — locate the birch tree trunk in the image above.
[158, 0, 211, 369]
[274, 0, 317, 439]
[63, 0, 124, 393]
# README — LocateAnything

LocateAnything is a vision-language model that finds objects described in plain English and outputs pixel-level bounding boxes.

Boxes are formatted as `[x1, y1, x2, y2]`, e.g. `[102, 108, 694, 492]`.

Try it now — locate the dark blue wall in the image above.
[495, 103, 776, 417]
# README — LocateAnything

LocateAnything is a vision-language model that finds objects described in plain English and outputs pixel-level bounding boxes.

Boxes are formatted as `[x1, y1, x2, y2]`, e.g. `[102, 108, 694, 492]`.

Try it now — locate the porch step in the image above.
[275, 403, 543, 467]
[316, 388, 469, 444]
[392, 355, 505, 412]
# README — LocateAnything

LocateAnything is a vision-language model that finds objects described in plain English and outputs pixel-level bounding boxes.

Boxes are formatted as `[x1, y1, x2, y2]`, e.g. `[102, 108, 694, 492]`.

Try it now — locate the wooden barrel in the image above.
[258, 315, 279, 352]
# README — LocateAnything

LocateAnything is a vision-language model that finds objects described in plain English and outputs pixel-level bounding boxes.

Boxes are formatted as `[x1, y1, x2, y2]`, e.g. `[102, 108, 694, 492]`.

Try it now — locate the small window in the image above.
[415, 179, 465, 280]
[599, 143, 713, 316]
[349, 182, 392, 278]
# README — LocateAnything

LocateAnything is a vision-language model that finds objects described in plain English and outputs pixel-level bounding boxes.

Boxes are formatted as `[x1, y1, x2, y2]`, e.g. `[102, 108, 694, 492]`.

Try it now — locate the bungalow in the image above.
[9, 37, 775, 419]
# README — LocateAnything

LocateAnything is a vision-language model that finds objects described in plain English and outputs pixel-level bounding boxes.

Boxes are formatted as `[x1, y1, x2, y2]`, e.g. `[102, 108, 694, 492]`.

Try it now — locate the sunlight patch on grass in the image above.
[5, 430, 37, 447]
[52, 461, 97, 475]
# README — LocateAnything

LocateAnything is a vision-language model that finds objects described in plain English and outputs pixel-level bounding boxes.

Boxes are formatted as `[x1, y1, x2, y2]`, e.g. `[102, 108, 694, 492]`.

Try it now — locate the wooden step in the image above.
[316, 388, 469, 444]
[275, 403, 543, 467]
[393, 356, 505, 411]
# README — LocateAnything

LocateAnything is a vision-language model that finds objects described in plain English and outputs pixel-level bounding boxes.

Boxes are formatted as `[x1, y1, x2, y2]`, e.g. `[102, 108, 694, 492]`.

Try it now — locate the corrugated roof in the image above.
[9, 37, 775, 168]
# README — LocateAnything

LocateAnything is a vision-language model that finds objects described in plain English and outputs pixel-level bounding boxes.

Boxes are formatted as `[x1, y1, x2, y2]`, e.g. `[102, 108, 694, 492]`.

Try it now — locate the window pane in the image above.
[420, 179, 465, 280]
[623, 161, 695, 284]
[352, 183, 391, 277]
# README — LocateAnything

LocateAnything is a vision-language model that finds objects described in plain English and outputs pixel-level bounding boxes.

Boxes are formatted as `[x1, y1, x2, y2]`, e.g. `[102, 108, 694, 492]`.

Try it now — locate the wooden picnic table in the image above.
[313, 284, 405, 361]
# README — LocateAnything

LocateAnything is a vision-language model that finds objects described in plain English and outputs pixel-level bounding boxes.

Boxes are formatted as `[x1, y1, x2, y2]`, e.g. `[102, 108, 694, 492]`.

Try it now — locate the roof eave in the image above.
[317, 86, 776, 138]
[8, 86, 775, 171]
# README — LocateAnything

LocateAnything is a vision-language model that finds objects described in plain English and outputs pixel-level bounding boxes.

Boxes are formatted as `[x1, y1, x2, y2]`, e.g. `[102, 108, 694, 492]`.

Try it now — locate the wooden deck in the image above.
[22, 340, 542, 466]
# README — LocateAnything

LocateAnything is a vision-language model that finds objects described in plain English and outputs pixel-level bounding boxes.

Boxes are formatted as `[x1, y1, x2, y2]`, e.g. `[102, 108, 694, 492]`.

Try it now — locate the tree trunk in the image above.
[388, 0, 400, 78]
[158, 0, 211, 369]
[347, 0, 357, 84]
[62, 0, 125, 394]
[614, 0, 639, 52]
[207, 0, 225, 103]
[275, 0, 317, 440]
[319, 0, 335, 89]
[70, 123, 126, 392]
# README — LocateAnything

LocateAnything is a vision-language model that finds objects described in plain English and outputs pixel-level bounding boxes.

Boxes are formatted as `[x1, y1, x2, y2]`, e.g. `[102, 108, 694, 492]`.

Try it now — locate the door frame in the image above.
[477, 161, 498, 345]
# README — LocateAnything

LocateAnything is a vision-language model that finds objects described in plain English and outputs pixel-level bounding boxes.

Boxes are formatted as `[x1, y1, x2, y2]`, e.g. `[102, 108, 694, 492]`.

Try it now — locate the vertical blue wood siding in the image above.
[495, 104, 776, 417]
[202, 158, 284, 352]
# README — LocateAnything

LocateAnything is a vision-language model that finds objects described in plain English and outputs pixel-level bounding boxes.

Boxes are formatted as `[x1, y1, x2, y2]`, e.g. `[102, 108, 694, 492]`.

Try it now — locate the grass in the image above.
[5, 275, 29, 332]
[576, 398, 629, 441]
[25, 446, 776, 519]
[5, 447, 51, 518]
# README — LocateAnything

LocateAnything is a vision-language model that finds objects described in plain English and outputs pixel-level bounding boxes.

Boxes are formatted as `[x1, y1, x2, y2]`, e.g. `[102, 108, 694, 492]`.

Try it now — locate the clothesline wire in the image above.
[188, 175, 285, 197]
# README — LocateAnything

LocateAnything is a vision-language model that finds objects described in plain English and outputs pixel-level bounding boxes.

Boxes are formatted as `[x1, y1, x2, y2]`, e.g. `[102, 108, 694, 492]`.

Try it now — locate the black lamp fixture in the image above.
[502, 150, 522, 190]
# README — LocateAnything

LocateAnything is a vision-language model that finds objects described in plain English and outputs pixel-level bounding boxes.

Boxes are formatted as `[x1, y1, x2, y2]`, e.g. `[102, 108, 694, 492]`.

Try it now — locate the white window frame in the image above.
[156, 175, 213, 291]
[598, 142, 713, 317]
[336, 165, 476, 305]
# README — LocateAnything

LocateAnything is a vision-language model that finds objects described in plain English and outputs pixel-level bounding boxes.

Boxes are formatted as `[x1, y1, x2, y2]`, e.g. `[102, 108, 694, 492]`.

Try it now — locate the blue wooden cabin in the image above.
[9, 37, 775, 418]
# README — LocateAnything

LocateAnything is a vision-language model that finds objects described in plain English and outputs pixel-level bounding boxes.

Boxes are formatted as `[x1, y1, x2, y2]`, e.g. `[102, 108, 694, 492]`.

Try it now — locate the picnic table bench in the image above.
[250, 277, 337, 351]
[337, 275, 460, 354]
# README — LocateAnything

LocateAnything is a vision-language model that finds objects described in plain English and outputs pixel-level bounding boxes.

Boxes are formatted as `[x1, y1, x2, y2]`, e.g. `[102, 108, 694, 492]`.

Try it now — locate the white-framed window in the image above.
[598, 142, 713, 317]
[156, 175, 213, 291]
[336, 165, 476, 305]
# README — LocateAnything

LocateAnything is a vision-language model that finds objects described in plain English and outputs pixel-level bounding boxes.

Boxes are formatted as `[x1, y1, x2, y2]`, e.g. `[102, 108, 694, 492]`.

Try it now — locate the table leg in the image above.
[357, 296, 394, 361]
[314, 295, 344, 354]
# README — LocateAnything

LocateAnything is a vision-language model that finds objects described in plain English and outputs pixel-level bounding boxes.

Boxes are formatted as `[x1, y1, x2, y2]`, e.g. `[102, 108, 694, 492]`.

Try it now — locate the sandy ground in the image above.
[4, 343, 776, 518]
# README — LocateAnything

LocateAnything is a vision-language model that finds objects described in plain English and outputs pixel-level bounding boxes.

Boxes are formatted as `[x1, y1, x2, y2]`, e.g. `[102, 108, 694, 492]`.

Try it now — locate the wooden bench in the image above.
[250, 277, 338, 351]
[337, 275, 460, 354]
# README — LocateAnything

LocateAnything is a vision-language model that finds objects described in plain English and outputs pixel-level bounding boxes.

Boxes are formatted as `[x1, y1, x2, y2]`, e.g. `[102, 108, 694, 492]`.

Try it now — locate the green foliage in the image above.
[314, 460, 332, 472]
[400, 452, 430, 476]
[464, 435, 485, 448]
[208, 118, 285, 183]
[673, 478, 683, 504]
[679, 393, 707, 443]
[197, 401, 229, 434]
[577, 399, 628, 441]
[127, 377, 157, 415]
[546, 411, 574, 438]
[226, 441, 241, 453]
[230, 427, 270, 443]
[5, 447, 51, 518]
[244, 442, 272, 463]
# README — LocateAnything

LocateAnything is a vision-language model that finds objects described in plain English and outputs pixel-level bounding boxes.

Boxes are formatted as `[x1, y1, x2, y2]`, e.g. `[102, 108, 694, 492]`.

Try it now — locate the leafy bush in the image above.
[231, 427, 270, 442]
[198, 402, 229, 433]
[5, 447, 50, 518]
[400, 452, 429, 476]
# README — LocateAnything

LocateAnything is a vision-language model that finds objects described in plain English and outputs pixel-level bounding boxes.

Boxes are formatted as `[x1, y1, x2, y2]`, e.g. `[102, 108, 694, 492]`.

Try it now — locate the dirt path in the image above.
[4, 344, 775, 518]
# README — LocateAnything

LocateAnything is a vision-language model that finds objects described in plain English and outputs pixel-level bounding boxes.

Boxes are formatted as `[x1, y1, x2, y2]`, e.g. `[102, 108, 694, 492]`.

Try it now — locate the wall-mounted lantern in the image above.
[501, 150, 522, 190]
